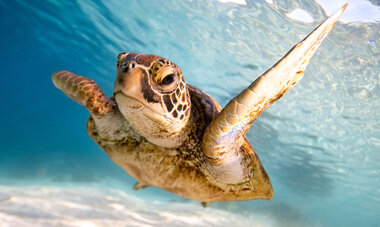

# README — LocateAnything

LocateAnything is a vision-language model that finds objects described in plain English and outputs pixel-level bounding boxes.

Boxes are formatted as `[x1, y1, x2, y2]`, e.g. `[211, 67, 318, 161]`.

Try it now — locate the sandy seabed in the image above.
[0, 186, 274, 227]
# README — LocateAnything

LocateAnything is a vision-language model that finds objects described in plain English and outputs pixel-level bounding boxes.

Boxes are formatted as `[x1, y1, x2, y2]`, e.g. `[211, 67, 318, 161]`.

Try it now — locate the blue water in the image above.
[0, 0, 379, 226]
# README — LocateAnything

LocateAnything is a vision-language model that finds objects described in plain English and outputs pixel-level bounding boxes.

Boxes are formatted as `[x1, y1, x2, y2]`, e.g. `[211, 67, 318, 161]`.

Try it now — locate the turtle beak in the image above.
[113, 66, 145, 110]
[113, 63, 172, 131]
[113, 66, 165, 118]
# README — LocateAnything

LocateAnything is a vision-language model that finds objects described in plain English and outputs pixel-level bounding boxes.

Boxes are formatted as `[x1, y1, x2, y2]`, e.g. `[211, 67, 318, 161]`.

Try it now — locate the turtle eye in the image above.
[161, 74, 175, 85]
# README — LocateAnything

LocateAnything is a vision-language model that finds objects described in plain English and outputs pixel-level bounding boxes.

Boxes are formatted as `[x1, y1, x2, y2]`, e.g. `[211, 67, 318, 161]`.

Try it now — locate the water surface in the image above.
[0, 0, 379, 226]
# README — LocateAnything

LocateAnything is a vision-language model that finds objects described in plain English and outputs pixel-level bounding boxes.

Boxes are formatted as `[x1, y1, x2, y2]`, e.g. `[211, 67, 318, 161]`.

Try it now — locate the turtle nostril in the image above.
[122, 62, 136, 73]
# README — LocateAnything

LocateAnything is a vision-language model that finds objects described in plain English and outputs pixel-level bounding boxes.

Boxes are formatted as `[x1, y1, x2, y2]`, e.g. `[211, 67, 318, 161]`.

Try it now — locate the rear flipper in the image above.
[52, 71, 115, 116]
[133, 182, 150, 190]
[201, 202, 210, 208]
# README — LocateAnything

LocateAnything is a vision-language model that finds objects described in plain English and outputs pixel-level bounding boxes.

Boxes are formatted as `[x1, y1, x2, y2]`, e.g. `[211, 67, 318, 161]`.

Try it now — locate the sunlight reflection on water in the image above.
[0, 0, 379, 226]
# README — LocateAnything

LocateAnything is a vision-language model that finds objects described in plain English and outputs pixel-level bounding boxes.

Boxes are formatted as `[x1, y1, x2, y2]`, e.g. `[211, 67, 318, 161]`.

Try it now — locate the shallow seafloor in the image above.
[0, 0, 379, 226]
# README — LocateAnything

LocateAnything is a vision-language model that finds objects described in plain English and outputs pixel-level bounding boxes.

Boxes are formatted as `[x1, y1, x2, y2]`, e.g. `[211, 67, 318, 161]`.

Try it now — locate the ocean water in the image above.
[0, 0, 379, 226]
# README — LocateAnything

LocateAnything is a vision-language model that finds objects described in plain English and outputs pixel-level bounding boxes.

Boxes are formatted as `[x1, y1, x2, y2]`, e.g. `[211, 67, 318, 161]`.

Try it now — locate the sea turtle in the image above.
[52, 5, 346, 207]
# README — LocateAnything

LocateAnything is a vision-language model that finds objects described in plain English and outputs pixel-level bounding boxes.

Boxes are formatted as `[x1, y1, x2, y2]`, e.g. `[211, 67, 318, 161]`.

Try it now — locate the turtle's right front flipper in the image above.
[202, 5, 347, 184]
[52, 71, 115, 116]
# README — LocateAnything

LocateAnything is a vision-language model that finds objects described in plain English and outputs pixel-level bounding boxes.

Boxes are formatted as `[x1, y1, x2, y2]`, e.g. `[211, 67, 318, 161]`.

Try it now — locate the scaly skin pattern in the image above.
[84, 83, 272, 202]
[53, 69, 272, 202]
[52, 5, 347, 204]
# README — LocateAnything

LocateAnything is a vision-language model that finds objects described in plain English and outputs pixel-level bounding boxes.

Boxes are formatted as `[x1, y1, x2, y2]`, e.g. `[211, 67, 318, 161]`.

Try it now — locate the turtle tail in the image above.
[52, 71, 115, 116]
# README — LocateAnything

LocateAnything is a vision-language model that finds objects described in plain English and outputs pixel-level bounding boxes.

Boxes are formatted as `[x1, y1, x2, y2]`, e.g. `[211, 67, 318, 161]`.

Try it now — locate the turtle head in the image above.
[113, 52, 191, 148]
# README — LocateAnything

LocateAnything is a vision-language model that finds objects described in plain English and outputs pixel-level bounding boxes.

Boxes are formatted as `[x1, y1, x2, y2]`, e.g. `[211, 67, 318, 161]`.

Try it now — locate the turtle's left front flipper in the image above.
[52, 71, 115, 117]
[202, 5, 347, 177]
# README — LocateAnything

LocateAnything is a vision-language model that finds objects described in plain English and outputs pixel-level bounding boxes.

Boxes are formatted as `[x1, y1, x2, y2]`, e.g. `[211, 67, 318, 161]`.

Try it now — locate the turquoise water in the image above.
[0, 0, 379, 226]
